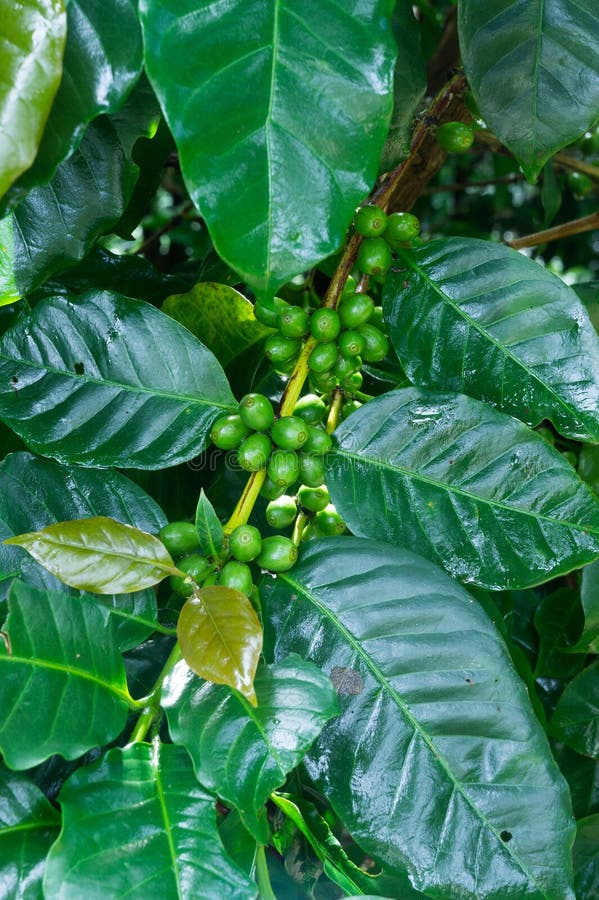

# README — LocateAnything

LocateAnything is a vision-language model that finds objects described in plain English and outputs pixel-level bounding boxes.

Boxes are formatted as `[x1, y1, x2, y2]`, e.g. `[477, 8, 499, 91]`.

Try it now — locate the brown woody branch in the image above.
[507, 210, 599, 250]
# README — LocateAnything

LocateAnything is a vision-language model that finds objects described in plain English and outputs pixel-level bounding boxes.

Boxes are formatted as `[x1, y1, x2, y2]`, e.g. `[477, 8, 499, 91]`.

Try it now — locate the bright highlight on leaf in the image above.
[4, 516, 180, 594]
[177, 585, 263, 706]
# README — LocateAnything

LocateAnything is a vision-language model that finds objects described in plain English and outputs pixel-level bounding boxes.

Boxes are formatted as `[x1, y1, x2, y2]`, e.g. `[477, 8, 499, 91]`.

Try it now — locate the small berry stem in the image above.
[224, 469, 267, 533]
[129, 641, 182, 743]
[326, 389, 344, 434]
[292, 511, 308, 546]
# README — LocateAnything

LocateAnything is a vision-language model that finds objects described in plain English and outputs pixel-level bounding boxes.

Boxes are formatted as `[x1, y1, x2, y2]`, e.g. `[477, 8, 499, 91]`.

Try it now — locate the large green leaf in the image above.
[383, 239, 599, 442]
[177, 586, 263, 705]
[552, 661, 599, 758]
[459, 1, 599, 180]
[573, 560, 599, 653]
[43, 743, 255, 899]
[0, 217, 18, 307]
[0, 452, 166, 650]
[140, 0, 397, 298]
[162, 283, 272, 368]
[0, 292, 236, 468]
[261, 537, 576, 899]
[0, 582, 133, 769]
[7, 80, 159, 297]
[0, 0, 66, 199]
[379, 3, 426, 172]
[162, 655, 339, 842]
[6, 516, 180, 594]
[0, 766, 60, 898]
[2, 0, 143, 209]
[573, 814, 599, 899]
[326, 388, 599, 589]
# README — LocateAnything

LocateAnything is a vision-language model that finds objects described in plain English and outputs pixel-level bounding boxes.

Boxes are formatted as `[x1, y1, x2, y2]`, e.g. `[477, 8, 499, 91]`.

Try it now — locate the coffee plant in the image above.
[1, 1, 599, 897]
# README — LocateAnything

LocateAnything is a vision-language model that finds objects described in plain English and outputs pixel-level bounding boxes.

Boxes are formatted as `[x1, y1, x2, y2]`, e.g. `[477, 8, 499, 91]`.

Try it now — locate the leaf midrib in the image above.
[0, 818, 59, 837]
[395, 247, 594, 433]
[0, 652, 133, 706]
[152, 744, 183, 899]
[279, 571, 546, 896]
[335, 445, 599, 540]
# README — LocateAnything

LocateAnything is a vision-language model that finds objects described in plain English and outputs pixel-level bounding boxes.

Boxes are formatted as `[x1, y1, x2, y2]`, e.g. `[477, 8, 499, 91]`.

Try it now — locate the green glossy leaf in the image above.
[43, 743, 255, 899]
[383, 238, 599, 441]
[0, 217, 18, 307]
[218, 810, 257, 877]
[177, 586, 263, 706]
[575, 282, 599, 336]
[2, 0, 143, 208]
[162, 655, 339, 842]
[0, 767, 60, 898]
[0, 0, 66, 199]
[0, 581, 132, 769]
[140, 0, 397, 298]
[573, 560, 599, 653]
[573, 814, 599, 899]
[163, 283, 272, 368]
[262, 537, 576, 899]
[379, 4, 426, 171]
[6, 516, 179, 594]
[580, 444, 599, 497]
[326, 388, 599, 589]
[459, 1, 599, 180]
[0, 292, 236, 468]
[533, 587, 584, 680]
[8, 80, 160, 296]
[0, 452, 166, 651]
[195, 490, 225, 559]
[552, 744, 599, 820]
[552, 661, 599, 758]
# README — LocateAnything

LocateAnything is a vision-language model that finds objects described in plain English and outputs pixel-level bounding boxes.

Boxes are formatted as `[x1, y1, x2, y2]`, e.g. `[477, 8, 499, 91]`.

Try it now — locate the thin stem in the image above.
[129, 641, 182, 743]
[326, 389, 344, 434]
[224, 470, 267, 532]
[292, 511, 308, 546]
[255, 844, 277, 900]
[507, 210, 599, 250]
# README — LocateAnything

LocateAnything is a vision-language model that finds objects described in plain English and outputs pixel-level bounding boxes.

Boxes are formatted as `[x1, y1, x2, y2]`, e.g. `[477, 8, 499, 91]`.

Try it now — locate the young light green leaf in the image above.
[573, 814, 599, 899]
[5, 516, 179, 594]
[384, 238, 599, 442]
[262, 537, 576, 899]
[43, 743, 255, 899]
[195, 490, 225, 559]
[0, 217, 19, 307]
[177, 585, 263, 706]
[140, 0, 397, 298]
[326, 388, 599, 589]
[0, 582, 132, 769]
[459, 1, 599, 181]
[552, 661, 599, 759]
[0, 291, 236, 468]
[0, 1, 66, 199]
[163, 283, 272, 367]
[0, 767, 60, 897]
[162, 655, 339, 842]
[1, 0, 143, 208]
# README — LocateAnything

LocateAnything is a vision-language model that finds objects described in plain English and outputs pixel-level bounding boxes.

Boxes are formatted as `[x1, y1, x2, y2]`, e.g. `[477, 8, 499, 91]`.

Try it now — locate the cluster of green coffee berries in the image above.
[353, 205, 421, 279]
[266, 484, 345, 542]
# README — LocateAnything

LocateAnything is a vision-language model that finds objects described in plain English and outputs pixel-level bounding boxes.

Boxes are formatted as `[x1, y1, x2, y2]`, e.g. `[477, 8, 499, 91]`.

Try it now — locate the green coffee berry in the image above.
[266, 495, 298, 529]
[267, 449, 300, 488]
[297, 484, 330, 512]
[211, 414, 251, 450]
[310, 308, 341, 342]
[568, 171, 594, 198]
[303, 425, 333, 455]
[264, 334, 301, 363]
[254, 297, 289, 328]
[294, 393, 327, 425]
[338, 292, 375, 328]
[159, 521, 199, 558]
[170, 554, 211, 596]
[341, 370, 363, 393]
[260, 475, 286, 501]
[218, 560, 253, 595]
[356, 238, 392, 276]
[436, 121, 474, 154]
[271, 416, 309, 450]
[298, 453, 326, 488]
[301, 522, 326, 542]
[357, 324, 390, 362]
[229, 524, 262, 562]
[368, 306, 388, 332]
[315, 505, 346, 535]
[341, 399, 363, 420]
[385, 212, 420, 245]
[272, 356, 298, 375]
[256, 535, 299, 572]
[278, 305, 310, 338]
[239, 393, 275, 432]
[338, 330, 365, 358]
[309, 371, 338, 394]
[332, 353, 361, 380]
[355, 204, 387, 238]
[237, 433, 272, 471]
[309, 341, 339, 373]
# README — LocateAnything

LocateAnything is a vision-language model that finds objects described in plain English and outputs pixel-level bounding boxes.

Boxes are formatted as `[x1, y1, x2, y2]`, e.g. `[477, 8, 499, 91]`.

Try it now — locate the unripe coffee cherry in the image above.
[159, 522, 199, 558]
[266, 495, 298, 528]
[338, 293, 375, 328]
[237, 433, 272, 471]
[310, 309, 341, 342]
[385, 212, 420, 244]
[218, 561, 253, 595]
[170, 554, 211, 596]
[356, 238, 392, 276]
[271, 416, 309, 450]
[256, 535, 299, 572]
[279, 306, 310, 338]
[294, 393, 327, 425]
[355, 204, 387, 237]
[229, 524, 262, 562]
[436, 121, 474, 154]
[297, 484, 330, 512]
[267, 449, 300, 488]
[211, 414, 251, 450]
[239, 393, 275, 431]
